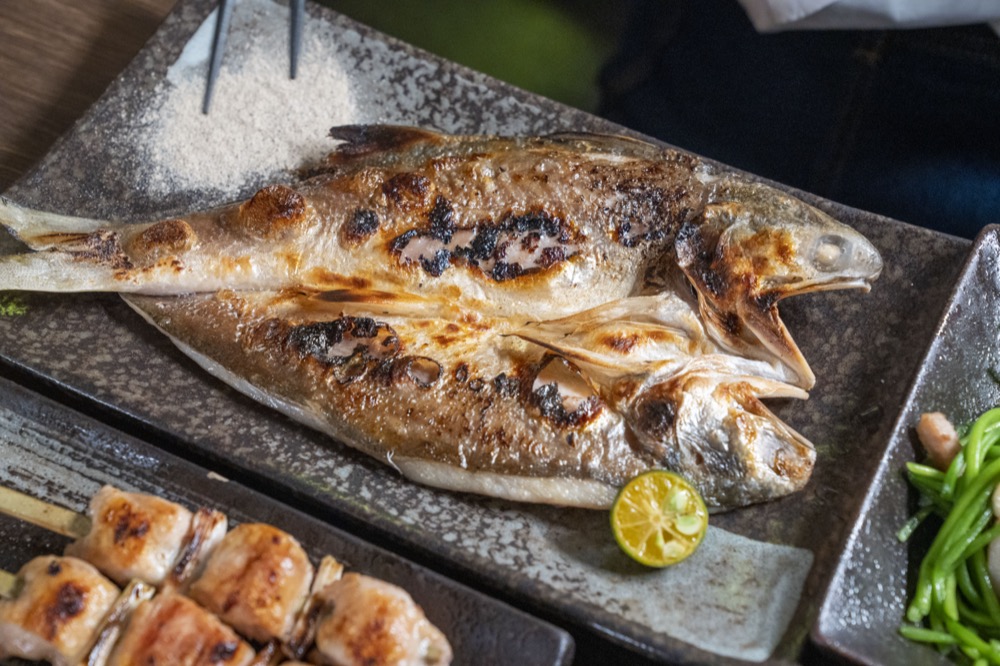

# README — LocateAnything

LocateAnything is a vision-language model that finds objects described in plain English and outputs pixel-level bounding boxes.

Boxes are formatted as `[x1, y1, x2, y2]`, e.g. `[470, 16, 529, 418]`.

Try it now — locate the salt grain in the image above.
[138, 0, 357, 197]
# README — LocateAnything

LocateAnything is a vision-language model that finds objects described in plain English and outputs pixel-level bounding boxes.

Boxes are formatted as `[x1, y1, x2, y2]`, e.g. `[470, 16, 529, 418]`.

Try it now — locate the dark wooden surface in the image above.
[0, 0, 176, 190]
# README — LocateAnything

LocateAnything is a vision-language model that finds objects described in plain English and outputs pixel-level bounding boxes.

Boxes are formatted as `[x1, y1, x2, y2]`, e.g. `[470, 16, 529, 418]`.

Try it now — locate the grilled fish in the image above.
[0, 126, 882, 510]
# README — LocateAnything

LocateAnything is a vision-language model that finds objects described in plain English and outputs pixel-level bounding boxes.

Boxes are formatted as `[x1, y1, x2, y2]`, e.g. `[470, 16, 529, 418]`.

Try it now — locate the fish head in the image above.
[676, 178, 882, 388]
[628, 362, 814, 510]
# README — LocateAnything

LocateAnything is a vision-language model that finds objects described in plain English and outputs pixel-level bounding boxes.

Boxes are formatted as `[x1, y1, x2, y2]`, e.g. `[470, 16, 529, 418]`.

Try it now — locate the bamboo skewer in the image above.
[0, 484, 448, 666]
[0, 484, 346, 662]
[0, 485, 90, 539]
[0, 561, 278, 666]
[0, 568, 20, 599]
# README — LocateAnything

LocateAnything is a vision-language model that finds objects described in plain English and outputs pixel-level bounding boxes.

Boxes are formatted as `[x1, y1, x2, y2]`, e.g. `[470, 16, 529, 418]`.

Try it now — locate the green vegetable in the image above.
[0, 295, 27, 317]
[901, 408, 1000, 663]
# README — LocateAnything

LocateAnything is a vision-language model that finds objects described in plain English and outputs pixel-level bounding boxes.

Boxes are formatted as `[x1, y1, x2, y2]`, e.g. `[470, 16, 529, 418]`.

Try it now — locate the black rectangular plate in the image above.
[0, 375, 574, 666]
[0, 0, 975, 662]
[814, 225, 1000, 664]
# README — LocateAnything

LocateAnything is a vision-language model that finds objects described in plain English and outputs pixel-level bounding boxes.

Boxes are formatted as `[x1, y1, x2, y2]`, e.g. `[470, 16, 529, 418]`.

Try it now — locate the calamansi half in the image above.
[610, 470, 709, 568]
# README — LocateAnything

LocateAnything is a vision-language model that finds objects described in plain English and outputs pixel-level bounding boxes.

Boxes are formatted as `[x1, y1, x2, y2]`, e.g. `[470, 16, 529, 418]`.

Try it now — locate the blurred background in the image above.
[1, 0, 998, 235]
[330, 0, 622, 113]
[0, 0, 623, 191]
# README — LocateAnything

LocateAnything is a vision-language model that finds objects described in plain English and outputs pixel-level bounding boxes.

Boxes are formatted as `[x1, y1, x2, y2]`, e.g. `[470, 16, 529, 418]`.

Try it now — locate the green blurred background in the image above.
[322, 0, 624, 112]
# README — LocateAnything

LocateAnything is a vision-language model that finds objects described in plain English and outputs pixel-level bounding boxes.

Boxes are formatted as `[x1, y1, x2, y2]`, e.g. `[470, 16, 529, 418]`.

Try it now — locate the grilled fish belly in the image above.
[124, 287, 811, 510]
[0, 125, 883, 510]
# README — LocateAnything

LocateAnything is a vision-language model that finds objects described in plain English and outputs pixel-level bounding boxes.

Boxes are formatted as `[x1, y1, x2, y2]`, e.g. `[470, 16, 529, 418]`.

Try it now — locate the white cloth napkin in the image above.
[735, 0, 1000, 33]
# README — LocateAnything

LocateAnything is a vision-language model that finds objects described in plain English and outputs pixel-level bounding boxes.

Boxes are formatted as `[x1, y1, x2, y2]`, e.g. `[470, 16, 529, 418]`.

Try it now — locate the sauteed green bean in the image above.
[901, 408, 1000, 664]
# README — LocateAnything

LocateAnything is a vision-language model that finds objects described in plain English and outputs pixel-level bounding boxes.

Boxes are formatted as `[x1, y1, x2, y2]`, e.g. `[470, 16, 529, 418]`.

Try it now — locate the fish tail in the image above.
[0, 196, 112, 250]
[0, 197, 137, 292]
[0, 252, 130, 292]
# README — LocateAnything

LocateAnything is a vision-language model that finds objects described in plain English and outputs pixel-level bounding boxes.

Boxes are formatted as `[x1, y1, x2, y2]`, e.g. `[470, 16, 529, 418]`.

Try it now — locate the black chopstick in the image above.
[290, 0, 305, 79]
[202, 0, 305, 114]
[202, 0, 234, 115]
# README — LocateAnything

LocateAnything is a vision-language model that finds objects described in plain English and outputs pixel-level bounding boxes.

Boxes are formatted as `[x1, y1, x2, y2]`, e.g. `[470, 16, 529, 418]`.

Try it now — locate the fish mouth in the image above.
[629, 366, 815, 509]
[676, 180, 883, 388]
[767, 274, 879, 299]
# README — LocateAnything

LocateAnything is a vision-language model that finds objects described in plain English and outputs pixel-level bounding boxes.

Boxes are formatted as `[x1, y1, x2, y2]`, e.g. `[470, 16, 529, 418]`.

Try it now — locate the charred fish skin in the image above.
[0, 127, 879, 379]
[125, 288, 813, 510]
[0, 126, 884, 510]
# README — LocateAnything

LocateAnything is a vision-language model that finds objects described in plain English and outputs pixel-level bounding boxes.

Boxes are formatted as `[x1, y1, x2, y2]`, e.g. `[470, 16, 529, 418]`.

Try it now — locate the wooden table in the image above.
[0, 0, 176, 191]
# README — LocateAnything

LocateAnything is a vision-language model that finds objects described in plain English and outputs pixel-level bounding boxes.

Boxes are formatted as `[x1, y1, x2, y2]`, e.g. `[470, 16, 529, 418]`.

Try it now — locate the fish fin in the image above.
[0, 252, 132, 292]
[543, 131, 665, 158]
[327, 125, 446, 159]
[507, 332, 625, 371]
[0, 197, 111, 250]
[509, 293, 715, 383]
[0, 198, 137, 292]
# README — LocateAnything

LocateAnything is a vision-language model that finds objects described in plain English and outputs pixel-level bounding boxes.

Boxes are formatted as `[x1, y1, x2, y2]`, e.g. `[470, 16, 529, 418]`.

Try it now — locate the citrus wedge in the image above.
[610, 470, 708, 567]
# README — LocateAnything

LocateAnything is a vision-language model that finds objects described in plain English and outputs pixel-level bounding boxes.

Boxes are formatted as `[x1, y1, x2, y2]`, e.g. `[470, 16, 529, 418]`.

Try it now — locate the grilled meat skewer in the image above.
[0, 485, 453, 665]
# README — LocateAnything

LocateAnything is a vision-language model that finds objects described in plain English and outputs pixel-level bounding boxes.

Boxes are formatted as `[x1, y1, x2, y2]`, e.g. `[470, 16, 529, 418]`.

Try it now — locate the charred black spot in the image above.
[532, 383, 601, 428]
[428, 195, 456, 242]
[491, 261, 524, 282]
[454, 363, 469, 383]
[538, 246, 566, 268]
[722, 311, 742, 336]
[289, 319, 350, 358]
[506, 210, 560, 237]
[44, 582, 86, 637]
[753, 291, 779, 311]
[636, 397, 677, 435]
[675, 220, 701, 250]
[113, 507, 149, 544]
[382, 172, 431, 208]
[609, 182, 670, 247]
[700, 267, 728, 298]
[389, 229, 420, 255]
[392, 207, 576, 280]
[288, 317, 400, 371]
[420, 248, 452, 277]
[350, 317, 378, 338]
[210, 641, 240, 663]
[47, 560, 62, 576]
[493, 373, 520, 398]
[344, 208, 379, 241]
[469, 225, 499, 261]
[676, 219, 730, 299]
[533, 383, 563, 418]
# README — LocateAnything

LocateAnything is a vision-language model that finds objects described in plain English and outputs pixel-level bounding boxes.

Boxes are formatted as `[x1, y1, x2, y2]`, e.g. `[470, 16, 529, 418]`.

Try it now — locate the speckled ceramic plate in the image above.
[0, 0, 976, 663]
[0, 375, 574, 666]
[813, 225, 1000, 665]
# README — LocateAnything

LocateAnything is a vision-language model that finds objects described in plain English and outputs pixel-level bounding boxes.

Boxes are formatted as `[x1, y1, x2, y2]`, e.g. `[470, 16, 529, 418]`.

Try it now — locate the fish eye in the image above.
[812, 234, 848, 272]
